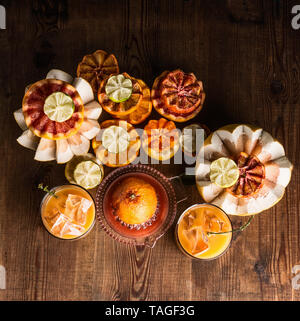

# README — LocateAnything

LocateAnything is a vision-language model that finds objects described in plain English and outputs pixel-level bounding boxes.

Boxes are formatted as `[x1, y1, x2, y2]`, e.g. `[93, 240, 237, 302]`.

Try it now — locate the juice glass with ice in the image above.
[175, 204, 232, 260]
[40, 185, 96, 240]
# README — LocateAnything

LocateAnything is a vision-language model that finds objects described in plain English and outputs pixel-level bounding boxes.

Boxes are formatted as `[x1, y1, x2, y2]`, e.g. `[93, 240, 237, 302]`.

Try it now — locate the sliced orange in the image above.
[142, 118, 180, 161]
[116, 78, 152, 125]
[92, 119, 140, 167]
[77, 49, 119, 93]
[98, 73, 143, 117]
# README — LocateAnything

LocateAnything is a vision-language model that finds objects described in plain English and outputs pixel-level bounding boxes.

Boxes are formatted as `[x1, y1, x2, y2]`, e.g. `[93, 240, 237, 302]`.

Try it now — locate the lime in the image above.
[102, 125, 130, 153]
[44, 92, 74, 122]
[73, 160, 103, 189]
[105, 74, 132, 103]
[210, 157, 239, 188]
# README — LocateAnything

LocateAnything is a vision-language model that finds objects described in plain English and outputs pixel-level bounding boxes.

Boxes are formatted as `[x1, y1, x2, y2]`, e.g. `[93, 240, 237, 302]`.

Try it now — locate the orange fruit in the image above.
[98, 73, 143, 117]
[77, 49, 119, 93]
[22, 79, 84, 140]
[151, 69, 205, 122]
[228, 152, 265, 197]
[115, 78, 152, 125]
[92, 119, 140, 167]
[142, 118, 180, 161]
[111, 177, 158, 227]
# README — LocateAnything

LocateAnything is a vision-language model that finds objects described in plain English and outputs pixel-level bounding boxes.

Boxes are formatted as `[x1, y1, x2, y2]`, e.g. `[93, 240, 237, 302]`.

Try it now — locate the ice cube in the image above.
[182, 226, 209, 255]
[50, 213, 69, 236]
[45, 208, 61, 226]
[60, 220, 85, 237]
[203, 213, 223, 233]
[64, 194, 92, 225]
[50, 213, 85, 237]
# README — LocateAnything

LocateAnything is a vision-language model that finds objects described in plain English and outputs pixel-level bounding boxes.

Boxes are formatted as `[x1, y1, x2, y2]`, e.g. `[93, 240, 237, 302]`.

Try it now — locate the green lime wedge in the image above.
[210, 157, 239, 188]
[105, 74, 132, 103]
[102, 125, 130, 153]
[44, 92, 75, 122]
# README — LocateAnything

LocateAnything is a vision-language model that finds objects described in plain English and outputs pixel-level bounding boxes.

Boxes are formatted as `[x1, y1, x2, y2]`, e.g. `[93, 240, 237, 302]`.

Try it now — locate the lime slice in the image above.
[105, 74, 132, 103]
[102, 125, 130, 153]
[44, 92, 74, 122]
[210, 157, 239, 188]
[73, 160, 102, 189]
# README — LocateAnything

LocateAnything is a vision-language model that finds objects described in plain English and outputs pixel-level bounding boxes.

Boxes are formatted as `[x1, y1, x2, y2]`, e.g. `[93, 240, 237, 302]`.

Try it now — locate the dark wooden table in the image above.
[0, 0, 299, 301]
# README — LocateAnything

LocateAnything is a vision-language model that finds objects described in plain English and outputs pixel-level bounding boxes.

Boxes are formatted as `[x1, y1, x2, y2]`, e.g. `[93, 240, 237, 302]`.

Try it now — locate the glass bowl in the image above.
[95, 165, 177, 248]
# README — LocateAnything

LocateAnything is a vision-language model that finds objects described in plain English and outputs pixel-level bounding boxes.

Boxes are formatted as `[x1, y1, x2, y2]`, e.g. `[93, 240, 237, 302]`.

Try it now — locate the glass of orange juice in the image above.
[175, 204, 232, 260]
[40, 184, 96, 240]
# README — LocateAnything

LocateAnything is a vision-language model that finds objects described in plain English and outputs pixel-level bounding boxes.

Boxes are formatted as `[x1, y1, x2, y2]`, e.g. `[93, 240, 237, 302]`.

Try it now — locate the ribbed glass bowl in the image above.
[95, 164, 177, 248]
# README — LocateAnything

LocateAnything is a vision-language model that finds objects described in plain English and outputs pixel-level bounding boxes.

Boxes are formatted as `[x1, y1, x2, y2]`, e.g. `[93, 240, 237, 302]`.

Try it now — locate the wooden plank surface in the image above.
[0, 0, 299, 301]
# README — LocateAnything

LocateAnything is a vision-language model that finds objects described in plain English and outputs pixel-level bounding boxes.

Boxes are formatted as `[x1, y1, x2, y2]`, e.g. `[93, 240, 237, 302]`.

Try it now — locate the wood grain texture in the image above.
[0, 0, 299, 301]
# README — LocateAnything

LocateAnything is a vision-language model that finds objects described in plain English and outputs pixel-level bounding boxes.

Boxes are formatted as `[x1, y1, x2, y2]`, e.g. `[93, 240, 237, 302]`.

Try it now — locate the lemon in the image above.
[102, 125, 130, 153]
[210, 157, 239, 188]
[105, 74, 132, 103]
[44, 92, 74, 122]
[73, 160, 103, 189]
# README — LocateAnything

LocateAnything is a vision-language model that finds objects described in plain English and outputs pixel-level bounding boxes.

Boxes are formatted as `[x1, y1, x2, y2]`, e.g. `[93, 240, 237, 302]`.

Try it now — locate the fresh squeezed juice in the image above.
[176, 204, 232, 260]
[41, 185, 95, 240]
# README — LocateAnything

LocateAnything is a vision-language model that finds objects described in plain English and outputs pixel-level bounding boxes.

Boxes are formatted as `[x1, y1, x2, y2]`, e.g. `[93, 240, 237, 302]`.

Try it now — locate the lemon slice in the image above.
[102, 125, 130, 153]
[44, 92, 74, 122]
[73, 160, 103, 189]
[210, 157, 239, 188]
[105, 74, 132, 103]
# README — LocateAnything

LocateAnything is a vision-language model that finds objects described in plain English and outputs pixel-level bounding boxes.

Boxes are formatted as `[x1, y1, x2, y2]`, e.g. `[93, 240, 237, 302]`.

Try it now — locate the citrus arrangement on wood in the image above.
[13, 49, 293, 254]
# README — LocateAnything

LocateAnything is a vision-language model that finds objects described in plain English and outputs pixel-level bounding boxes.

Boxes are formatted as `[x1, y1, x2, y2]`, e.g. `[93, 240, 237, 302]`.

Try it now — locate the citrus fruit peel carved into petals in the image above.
[151, 70, 205, 122]
[98, 73, 143, 116]
[22, 79, 84, 140]
[195, 124, 293, 216]
[116, 78, 152, 125]
[77, 49, 119, 93]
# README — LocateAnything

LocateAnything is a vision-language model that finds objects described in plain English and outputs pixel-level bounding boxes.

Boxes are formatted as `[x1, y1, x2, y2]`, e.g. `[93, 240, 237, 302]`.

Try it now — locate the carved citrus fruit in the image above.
[16, 70, 102, 164]
[142, 118, 180, 161]
[92, 119, 140, 167]
[98, 73, 143, 116]
[151, 69, 205, 122]
[22, 79, 84, 140]
[77, 49, 119, 93]
[116, 79, 152, 125]
[196, 124, 293, 215]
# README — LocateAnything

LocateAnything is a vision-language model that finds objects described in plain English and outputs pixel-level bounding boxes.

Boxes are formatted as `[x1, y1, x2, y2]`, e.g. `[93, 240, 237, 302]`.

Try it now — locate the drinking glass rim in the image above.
[175, 203, 233, 261]
[40, 184, 96, 241]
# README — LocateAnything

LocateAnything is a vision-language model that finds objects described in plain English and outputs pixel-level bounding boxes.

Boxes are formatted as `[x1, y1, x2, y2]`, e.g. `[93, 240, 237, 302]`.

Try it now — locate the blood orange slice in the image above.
[151, 70, 205, 122]
[23, 79, 84, 140]
[98, 73, 143, 116]
[77, 49, 119, 93]
[228, 152, 265, 197]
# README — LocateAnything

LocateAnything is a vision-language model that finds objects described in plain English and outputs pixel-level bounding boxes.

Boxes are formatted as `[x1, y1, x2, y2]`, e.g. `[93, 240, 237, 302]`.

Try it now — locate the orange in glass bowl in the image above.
[95, 165, 177, 247]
